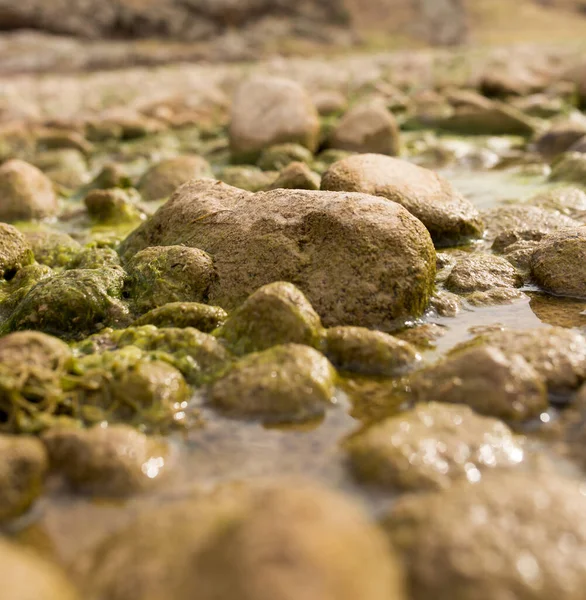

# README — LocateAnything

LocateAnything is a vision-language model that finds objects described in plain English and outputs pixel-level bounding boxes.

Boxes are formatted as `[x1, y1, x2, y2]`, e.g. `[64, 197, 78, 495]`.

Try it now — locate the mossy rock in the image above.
[67, 247, 122, 270]
[209, 344, 336, 424]
[65, 346, 189, 429]
[0, 223, 34, 279]
[132, 302, 227, 333]
[322, 326, 420, 376]
[25, 231, 82, 268]
[4, 267, 130, 339]
[125, 245, 216, 313]
[219, 282, 322, 355]
[77, 325, 230, 385]
[218, 165, 277, 192]
[0, 263, 53, 320]
[257, 143, 314, 171]
[268, 162, 321, 190]
[85, 188, 144, 224]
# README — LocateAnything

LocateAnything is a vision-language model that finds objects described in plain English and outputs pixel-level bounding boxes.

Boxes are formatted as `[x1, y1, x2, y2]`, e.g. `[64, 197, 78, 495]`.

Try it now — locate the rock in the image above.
[445, 253, 522, 293]
[466, 287, 527, 306]
[218, 165, 277, 192]
[86, 163, 133, 191]
[531, 228, 586, 298]
[347, 403, 524, 492]
[0, 159, 58, 221]
[132, 302, 227, 332]
[328, 101, 400, 156]
[257, 143, 313, 171]
[43, 424, 170, 496]
[67, 247, 122, 270]
[137, 155, 212, 201]
[492, 229, 546, 272]
[453, 327, 586, 394]
[125, 245, 216, 313]
[312, 148, 354, 174]
[0, 223, 34, 278]
[0, 434, 47, 522]
[534, 120, 586, 160]
[229, 77, 319, 163]
[480, 67, 546, 97]
[33, 148, 89, 190]
[0, 330, 71, 370]
[322, 326, 420, 376]
[0, 538, 78, 600]
[209, 344, 335, 424]
[120, 181, 436, 329]
[395, 323, 448, 349]
[0, 263, 54, 321]
[313, 90, 348, 116]
[529, 187, 586, 221]
[4, 267, 130, 339]
[67, 346, 189, 428]
[80, 481, 404, 600]
[409, 346, 547, 421]
[78, 325, 230, 386]
[384, 471, 586, 600]
[219, 282, 322, 355]
[268, 161, 320, 190]
[24, 230, 81, 268]
[550, 152, 586, 183]
[85, 188, 143, 223]
[429, 290, 462, 317]
[481, 204, 580, 241]
[321, 154, 483, 246]
[435, 101, 538, 136]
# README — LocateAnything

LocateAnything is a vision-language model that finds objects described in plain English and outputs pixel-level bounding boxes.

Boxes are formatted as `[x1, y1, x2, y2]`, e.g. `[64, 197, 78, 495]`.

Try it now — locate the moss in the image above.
[4, 267, 130, 339]
[209, 343, 336, 424]
[64, 346, 189, 429]
[67, 247, 122, 270]
[132, 302, 227, 333]
[257, 143, 314, 171]
[0, 434, 47, 522]
[322, 326, 420, 376]
[219, 282, 323, 355]
[77, 325, 230, 385]
[0, 223, 34, 278]
[125, 246, 216, 313]
[0, 263, 54, 319]
[24, 231, 82, 268]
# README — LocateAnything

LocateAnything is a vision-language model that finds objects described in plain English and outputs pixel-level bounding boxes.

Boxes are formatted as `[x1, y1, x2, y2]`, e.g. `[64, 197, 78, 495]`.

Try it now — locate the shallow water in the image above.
[7, 160, 586, 570]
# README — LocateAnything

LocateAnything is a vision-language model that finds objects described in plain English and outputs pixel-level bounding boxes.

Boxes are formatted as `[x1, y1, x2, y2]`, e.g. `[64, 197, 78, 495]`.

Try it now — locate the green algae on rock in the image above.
[25, 230, 82, 268]
[85, 188, 144, 224]
[77, 325, 230, 385]
[209, 344, 336, 424]
[531, 228, 586, 299]
[137, 155, 212, 201]
[0, 222, 34, 278]
[347, 403, 524, 491]
[67, 247, 122, 270]
[384, 471, 586, 600]
[219, 281, 323, 355]
[125, 245, 216, 313]
[408, 346, 547, 421]
[229, 76, 320, 163]
[4, 267, 130, 339]
[0, 434, 47, 522]
[453, 327, 586, 395]
[257, 143, 314, 171]
[43, 424, 171, 496]
[132, 302, 227, 332]
[119, 180, 436, 330]
[81, 481, 404, 600]
[322, 326, 420, 377]
[0, 538, 79, 600]
[65, 345, 189, 429]
[0, 159, 58, 221]
[321, 153, 483, 246]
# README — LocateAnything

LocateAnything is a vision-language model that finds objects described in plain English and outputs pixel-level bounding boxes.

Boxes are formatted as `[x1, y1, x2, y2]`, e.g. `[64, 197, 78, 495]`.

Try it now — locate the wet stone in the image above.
[346, 402, 525, 491]
[132, 302, 227, 332]
[445, 253, 523, 294]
